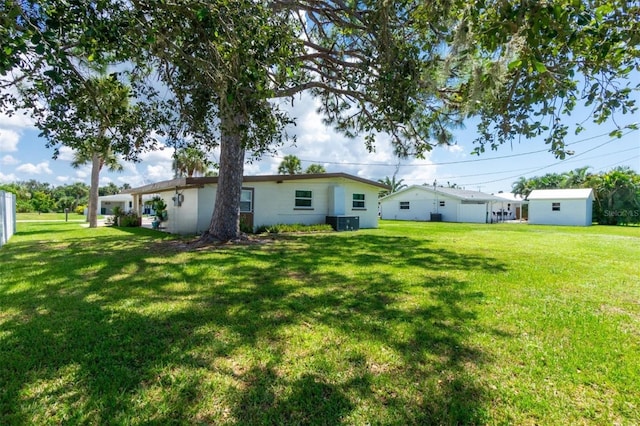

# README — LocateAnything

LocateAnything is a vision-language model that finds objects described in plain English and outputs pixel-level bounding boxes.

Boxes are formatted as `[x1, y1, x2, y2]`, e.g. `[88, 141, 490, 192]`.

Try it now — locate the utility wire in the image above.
[270, 128, 638, 168]
[459, 132, 633, 186]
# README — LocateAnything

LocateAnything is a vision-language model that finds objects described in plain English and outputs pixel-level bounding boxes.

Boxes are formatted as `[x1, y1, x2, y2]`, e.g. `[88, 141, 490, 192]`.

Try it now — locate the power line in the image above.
[458, 132, 636, 186]
[271, 128, 638, 168]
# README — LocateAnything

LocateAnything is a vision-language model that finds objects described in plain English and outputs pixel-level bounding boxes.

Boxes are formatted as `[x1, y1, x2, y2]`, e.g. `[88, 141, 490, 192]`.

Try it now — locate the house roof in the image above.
[98, 194, 133, 202]
[123, 173, 390, 195]
[493, 192, 527, 203]
[381, 185, 506, 202]
[528, 188, 593, 200]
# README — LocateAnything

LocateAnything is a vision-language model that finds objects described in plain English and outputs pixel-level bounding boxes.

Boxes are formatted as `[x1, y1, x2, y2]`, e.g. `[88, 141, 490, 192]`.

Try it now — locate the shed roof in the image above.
[123, 173, 390, 196]
[527, 188, 593, 200]
[493, 192, 526, 203]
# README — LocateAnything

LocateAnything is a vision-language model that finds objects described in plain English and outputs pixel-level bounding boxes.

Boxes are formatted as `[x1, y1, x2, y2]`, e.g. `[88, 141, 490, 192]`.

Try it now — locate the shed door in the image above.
[239, 188, 254, 231]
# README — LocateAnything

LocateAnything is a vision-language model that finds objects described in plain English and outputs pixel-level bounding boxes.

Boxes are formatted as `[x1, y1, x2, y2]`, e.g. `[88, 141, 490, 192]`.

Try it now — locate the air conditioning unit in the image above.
[326, 215, 359, 231]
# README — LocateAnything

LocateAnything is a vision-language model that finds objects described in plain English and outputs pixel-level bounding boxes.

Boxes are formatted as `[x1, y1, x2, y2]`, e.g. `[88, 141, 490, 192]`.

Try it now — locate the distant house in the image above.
[379, 185, 507, 223]
[528, 188, 594, 226]
[97, 194, 134, 215]
[124, 173, 389, 234]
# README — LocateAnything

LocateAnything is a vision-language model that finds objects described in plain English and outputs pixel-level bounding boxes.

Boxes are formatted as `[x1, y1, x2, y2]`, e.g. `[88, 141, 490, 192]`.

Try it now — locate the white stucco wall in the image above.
[528, 198, 592, 226]
[158, 188, 200, 234]
[379, 189, 470, 222]
[457, 202, 489, 223]
[98, 195, 134, 215]
[252, 179, 380, 229]
[156, 177, 381, 234]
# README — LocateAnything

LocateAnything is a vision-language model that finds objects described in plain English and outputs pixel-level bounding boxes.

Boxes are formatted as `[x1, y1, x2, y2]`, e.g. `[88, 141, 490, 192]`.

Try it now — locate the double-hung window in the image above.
[399, 201, 410, 210]
[240, 189, 253, 212]
[552, 202, 561, 211]
[352, 193, 365, 209]
[295, 190, 313, 208]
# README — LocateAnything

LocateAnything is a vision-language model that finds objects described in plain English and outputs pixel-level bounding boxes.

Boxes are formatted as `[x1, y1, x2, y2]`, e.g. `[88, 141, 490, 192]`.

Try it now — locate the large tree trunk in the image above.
[204, 112, 246, 242]
[88, 153, 102, 228]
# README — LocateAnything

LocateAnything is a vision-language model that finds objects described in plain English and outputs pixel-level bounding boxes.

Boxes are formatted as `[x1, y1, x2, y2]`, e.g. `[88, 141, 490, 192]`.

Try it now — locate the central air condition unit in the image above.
[326, 215, 360, 231]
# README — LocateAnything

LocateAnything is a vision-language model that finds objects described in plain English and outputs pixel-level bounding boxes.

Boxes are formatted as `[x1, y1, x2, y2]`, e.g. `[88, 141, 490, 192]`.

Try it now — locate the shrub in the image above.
[255, 223, 333, 234]
[119, 211, 141, 227]
[75, 205, 86, 215]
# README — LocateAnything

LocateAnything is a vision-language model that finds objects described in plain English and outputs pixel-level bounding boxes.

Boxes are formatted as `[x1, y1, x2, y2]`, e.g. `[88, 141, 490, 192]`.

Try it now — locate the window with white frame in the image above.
[399, 201, 410, 210]
[352, 193, 365, 209]
[552, 202, 561, 211]
[439, 200, 446, 207]
[295, 190, 313, 208]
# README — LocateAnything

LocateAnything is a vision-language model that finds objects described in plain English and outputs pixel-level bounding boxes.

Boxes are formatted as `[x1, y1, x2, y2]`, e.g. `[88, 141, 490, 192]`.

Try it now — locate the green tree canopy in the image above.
[304, 164, 326, 174]
[2, 0, 638, 240]
[278, 155, 303, 175]
[173, 147, 214, 178]
[378, 176, 408, 197]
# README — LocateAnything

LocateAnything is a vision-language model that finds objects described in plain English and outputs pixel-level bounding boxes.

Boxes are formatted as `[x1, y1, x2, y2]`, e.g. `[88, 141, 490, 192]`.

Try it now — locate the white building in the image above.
[379, 185, 507, 223]
[97, 194, 134, 215]
[528, 188, 594, 226]
[124, 173, 388, 234]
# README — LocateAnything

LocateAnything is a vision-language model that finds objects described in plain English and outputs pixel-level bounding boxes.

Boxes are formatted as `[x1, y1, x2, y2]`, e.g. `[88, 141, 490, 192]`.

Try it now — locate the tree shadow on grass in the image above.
[0, 228, 509, 424]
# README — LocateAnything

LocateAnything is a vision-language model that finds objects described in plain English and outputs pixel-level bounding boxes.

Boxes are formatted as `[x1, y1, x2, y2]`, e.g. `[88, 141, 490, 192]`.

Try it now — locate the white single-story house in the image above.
[124, 173, 389, 234]
[527, 188, 594, 226]
[98, 194, 134, 215]
[379, 185, 507, 223]
[98, 194, 158, 216]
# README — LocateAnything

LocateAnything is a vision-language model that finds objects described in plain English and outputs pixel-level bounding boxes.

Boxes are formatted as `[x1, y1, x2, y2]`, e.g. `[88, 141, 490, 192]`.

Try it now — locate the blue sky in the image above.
[1, 90, 638, 194]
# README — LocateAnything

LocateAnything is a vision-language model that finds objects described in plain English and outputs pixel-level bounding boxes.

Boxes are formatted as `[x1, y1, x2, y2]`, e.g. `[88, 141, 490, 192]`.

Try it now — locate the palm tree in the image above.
[278, 155, 302, 175]
[378, 175, 407, 196]
[72, 145, 124, 225]
[561, 166, 591, 188]
[304, 164, 326, 174]
[173, 146, 212, 177]
[70, 76, 131, 228]
[512, 176, 533, 198]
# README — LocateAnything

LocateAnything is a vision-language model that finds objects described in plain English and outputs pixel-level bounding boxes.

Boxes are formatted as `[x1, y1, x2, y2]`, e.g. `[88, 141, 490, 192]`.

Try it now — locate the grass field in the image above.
[16, 212, 89, 221]
[1, 220, 639, 424]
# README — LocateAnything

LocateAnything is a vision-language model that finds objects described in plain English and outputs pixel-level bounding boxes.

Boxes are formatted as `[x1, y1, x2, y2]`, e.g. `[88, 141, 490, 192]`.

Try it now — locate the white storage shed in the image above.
[528, 188, 593, 226]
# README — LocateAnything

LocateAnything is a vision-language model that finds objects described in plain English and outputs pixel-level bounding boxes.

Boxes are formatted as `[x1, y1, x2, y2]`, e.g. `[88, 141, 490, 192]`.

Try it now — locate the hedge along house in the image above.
[379, 185, 508, 223]
[123, 173, 389, 234]
[527, 188, 594, 226]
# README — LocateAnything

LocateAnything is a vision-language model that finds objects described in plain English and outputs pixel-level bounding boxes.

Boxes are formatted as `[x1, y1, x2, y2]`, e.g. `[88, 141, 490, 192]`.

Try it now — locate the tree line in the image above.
[513, 167, 640, 225]
[0, 180, 131, 214]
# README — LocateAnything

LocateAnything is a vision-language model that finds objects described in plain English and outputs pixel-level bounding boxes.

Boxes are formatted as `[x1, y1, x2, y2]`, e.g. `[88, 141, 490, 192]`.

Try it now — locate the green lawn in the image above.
[1, 220, 639, 425]
[16, 212, 88, 221]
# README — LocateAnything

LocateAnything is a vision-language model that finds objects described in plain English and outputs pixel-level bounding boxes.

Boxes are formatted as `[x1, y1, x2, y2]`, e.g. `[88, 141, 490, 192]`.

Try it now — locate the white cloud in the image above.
[57, 146, 75, 161]
[75, 167, 89, 179]
[0, 110, 34, 129]
[16, 161, 53, 175]
[140, 145, 174, 162]
[99, 175, 114, 186]
[0, 129, 20, 152]
[1, 155, 19, 165]
[0, 171, 17, 182]
[444, 144, 465, 154]
[146, 163, 174, 182]
[56, 175, 71, 183]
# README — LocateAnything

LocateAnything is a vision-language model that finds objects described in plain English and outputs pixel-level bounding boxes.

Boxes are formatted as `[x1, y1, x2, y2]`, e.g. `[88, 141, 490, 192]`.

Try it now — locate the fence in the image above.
[0, 190, 16, 248]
